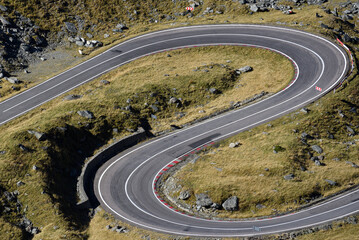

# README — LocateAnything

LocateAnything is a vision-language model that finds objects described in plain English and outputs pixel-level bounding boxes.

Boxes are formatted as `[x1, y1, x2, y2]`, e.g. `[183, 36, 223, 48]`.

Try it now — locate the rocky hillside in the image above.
[0, 0, 358, 239]
[1, 0, 358, 77]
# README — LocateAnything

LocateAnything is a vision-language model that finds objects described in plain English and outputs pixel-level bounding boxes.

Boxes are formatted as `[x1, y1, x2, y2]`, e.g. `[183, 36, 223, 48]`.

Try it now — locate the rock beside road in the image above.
[222, 196, 239, 211]
[179, 190, 191, 200]
[195, 193, 213, 208]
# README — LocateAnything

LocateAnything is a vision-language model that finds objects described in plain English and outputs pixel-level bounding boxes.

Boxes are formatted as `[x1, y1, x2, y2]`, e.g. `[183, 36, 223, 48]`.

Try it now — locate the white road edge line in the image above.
[1, 32, 300, 113]
[97, 26, 349, 236]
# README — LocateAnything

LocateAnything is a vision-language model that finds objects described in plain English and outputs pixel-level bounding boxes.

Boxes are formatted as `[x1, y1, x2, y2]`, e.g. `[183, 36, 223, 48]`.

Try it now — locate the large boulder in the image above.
[222, 196, 239, 211]
[195, 193, 213, 208]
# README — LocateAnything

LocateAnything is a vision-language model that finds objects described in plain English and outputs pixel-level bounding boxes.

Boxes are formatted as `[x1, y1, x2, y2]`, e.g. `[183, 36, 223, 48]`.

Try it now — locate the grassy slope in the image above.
[0, 45, 292, 239]
[0, 0, 358, 239]
[172, 74, 359, 218]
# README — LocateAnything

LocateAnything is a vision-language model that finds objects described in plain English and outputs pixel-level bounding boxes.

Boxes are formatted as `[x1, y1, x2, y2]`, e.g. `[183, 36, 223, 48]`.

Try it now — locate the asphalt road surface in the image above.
[0, 25, 355, 237]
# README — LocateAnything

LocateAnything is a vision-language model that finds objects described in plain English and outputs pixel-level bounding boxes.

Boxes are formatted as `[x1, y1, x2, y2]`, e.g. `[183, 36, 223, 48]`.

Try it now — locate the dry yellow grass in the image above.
[87, 210, 172, 240]
[1, 1, 356, 238]
[297, 219, 359, 240]
[0, 45, 292, 238]
[171, 84, 359, 219]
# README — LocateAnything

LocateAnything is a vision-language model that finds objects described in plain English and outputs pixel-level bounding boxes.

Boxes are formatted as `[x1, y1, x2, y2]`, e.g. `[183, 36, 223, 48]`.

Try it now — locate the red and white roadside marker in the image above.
[186, 7, 194, 11]
[315, 86, 322, 92]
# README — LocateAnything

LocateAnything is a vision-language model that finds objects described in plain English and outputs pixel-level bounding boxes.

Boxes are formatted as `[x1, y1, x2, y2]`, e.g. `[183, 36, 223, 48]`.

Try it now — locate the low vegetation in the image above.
[0, 0, 359, 238]
[170, 72, 359, 218]
[0, 45, 292, 239]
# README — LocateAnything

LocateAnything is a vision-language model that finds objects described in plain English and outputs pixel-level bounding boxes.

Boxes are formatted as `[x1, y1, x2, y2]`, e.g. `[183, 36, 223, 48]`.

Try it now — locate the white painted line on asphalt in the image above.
[128, 40, 326, 223]
[1, 32, 301, 113]
[98, 26, 349, 236]
[0, 23, 344, 108]
[0, 32, 305, 125]
[0, 24, 350, 236]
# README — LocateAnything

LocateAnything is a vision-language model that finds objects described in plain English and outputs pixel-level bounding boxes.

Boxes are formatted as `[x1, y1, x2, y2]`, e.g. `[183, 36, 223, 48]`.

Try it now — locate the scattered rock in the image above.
[314, 160, 324, 166]
[86, 33, 93, 39]
[0, 5, 8, 12]
[150, 105, 159, 112]
[346, 125, 356, 135]
[343, 33, 351, 43]
[16, 181, 25, 187]
[179, 190, 191, 200]
[311, 145, 323, 154]
[325, 179, 337, 186]
[3, 191, 18, 202]
[0, 16, 10, 26]
[77, 110, 94, 119]
[18, 144, 29, 152]
[229, 142, 239, 148]
[211, 203, 221, 209]
[301, 132, 313, 139]
[237, 66, 252, 73]
[345, 216, 358, 224]
[64, 22, 77, 33]
[169, 97, 180, 104]
[27, 130, 46, 141]
[76, 40, 84, 46]
[346, 161, 359, 168]
[63, 94, 82, 101]
[195, 193, 213, 208]
[222, 196, 239, 211]
[32, 165, 38, 171]
[6, 77, 21, 84]
[209, 88, 218, 94]
[301, 108, 309, 113]
[284, 174, 295, 180]
[250, 4, 259, 12]
[256, 204, 266, 209]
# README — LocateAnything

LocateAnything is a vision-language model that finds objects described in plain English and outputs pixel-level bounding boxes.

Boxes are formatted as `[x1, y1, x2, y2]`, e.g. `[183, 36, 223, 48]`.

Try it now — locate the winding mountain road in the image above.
[0, 24, 355, 237]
